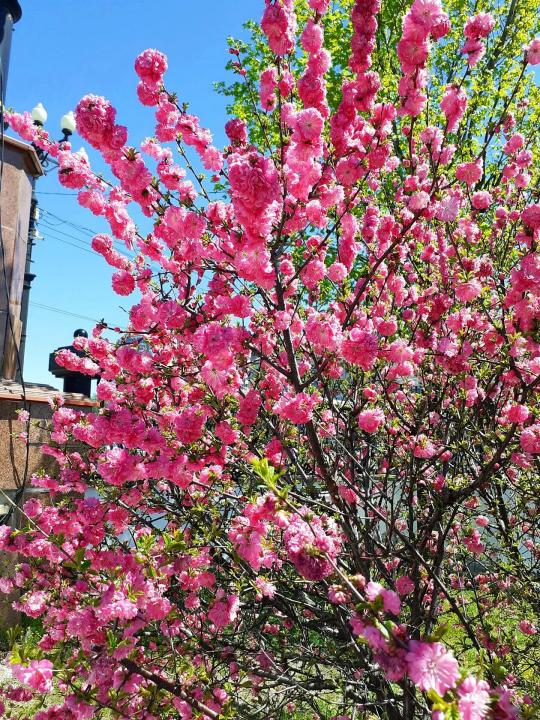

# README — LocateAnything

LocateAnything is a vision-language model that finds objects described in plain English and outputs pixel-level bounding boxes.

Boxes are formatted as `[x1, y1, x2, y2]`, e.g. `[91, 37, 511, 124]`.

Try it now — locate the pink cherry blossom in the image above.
[441, 84, 467, 132]
[134, 48, 168, 84]
[111, 269, 136, 296]
[396, 575, 415, 596]
[520, 424, 540, 454]
[11, 660, 54, 693]
[406, 641, 459, 695]
[261, 0, 296, 56]
[506, 405, 530, 424]
[456, 161, 482, 186]
[522, 204, 540, 230]
[526, 38, 540, 65]
[458, 677, 491, 720]
[283, 510, 342, 581]
[357, 408, 385, 433]
[471, 191, 492, 210]
[208, 594, 240, 629]
[455, 279, 482, 302]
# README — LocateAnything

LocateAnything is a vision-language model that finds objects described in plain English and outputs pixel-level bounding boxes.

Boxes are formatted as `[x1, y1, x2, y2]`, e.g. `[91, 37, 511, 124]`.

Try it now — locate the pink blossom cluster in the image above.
[298, 11, 330, 117]
[397, 0, 450, 117]
[440, 84, 467, 133]
[75, 94, 127, 159]
[228, 494, 281, 571]
[261, 0, 296, 56]
[283, 509, 342, 580]
[285, 108, 325, 200]
[134, 47, 168, 103]
[228, 150, 280, 254]
[461, 12, 495, 66]
[349, 0, 380, 75]
[10, 660, 54, 694]
[526, 38, 540, 65]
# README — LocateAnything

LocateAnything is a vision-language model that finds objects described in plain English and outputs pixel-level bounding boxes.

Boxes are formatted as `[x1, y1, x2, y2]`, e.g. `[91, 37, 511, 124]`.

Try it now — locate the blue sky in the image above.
[7, 0, 256, 388]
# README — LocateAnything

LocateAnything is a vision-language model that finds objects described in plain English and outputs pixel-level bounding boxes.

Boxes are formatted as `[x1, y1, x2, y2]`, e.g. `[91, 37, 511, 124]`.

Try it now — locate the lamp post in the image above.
[60, 111, 76, 138]
[30, 103, 76, 165]
[16, 105, 77, 380]
[30, 102, 47, 126]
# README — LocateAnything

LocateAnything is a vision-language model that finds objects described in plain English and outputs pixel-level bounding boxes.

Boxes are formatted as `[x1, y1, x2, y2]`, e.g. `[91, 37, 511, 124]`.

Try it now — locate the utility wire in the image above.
[35, 190, 78, 196]
[42, 235, 96, 256]
[40, 208, 97, 237]
[41, 225, 138, 261]
[38, 222, 93, 246]
[39, 210, 138, 261]
[17, 224, 97, 258]
[29, 301, 102, 324]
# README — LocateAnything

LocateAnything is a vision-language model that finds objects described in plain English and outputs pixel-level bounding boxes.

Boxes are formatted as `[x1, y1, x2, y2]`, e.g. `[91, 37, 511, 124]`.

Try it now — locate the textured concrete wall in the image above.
[0, 399, 56, 492]
[0, 551, 20, 629]
[0, 399, 55, 628]
[0, 394, 96, 628]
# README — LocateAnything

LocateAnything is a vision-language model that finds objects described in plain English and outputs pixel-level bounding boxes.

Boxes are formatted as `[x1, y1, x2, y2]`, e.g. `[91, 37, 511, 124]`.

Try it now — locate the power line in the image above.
[29, 301, 101, 324]
[42, 226, 138, 262]
[18, 224, 96, 258]
[30, 301, 126, 328]
[39, 221, 93, 245]
[31, 221, 97, 256]
[36, 216, 138, 261]
[35, 190, 78, 196]
[40, 208, 98, 237]
[38, 210, 139, 261]
[43, 234, 96, 256]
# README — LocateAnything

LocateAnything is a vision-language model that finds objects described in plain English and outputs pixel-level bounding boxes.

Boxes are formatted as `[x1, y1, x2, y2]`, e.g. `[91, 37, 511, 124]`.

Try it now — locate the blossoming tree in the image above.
[2, 0, 540, 718]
